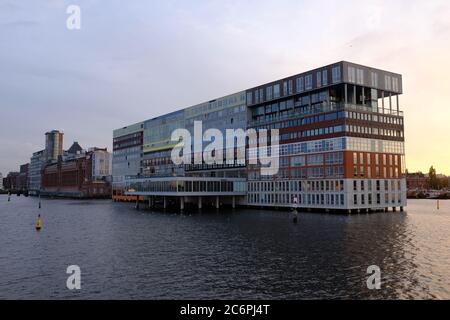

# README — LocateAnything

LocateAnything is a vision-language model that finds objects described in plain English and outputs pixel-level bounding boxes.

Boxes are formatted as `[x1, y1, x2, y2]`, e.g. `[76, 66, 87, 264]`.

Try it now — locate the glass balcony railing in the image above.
[248, 103, 403, 127]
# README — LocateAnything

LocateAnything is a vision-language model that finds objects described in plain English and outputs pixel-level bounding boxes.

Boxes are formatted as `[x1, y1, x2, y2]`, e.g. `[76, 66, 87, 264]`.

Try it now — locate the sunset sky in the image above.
[0, 0, 449, 175]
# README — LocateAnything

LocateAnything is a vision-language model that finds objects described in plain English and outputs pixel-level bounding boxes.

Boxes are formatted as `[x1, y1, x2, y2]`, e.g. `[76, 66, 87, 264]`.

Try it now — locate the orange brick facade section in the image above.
[343, 151, 404, 179]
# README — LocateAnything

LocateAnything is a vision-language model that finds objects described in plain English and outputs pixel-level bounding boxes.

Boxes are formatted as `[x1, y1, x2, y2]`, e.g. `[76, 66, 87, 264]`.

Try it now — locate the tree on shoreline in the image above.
[427, 166, 449, 190]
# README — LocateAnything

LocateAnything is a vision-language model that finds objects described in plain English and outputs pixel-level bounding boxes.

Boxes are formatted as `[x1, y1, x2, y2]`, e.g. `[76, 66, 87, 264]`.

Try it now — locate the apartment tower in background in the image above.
[45, 130, 64, 162]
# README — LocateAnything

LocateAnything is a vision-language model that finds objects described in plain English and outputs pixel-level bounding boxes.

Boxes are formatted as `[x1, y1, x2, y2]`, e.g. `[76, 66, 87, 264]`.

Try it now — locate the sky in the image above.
[0, 0, 449, 175]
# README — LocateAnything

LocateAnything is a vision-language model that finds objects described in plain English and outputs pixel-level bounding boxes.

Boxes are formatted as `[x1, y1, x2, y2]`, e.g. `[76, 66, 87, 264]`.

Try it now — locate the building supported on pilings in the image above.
[127, 177, 246, 210]
[116, 61, 407, 213]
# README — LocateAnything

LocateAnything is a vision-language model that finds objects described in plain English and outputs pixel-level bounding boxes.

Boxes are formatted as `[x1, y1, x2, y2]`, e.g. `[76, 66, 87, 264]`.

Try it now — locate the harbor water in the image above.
[0, 196, 449, 299]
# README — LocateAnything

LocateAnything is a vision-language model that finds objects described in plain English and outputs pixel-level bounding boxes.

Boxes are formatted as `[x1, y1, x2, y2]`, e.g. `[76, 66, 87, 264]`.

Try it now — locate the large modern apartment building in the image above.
[113, 61, 406, 212]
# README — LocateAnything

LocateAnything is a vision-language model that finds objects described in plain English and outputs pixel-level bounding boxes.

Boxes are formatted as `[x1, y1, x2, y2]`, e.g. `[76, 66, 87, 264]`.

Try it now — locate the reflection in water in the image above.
[0, 196, 449, 299]
[341, 212, 429, 299]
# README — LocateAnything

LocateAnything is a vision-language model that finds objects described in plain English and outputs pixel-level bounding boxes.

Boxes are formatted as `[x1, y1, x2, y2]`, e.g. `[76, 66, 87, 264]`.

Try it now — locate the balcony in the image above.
[248, 103, 403, 127]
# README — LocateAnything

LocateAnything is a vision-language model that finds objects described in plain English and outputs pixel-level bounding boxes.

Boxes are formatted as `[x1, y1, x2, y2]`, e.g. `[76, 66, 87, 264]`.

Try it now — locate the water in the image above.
[0, 195, 449, 299]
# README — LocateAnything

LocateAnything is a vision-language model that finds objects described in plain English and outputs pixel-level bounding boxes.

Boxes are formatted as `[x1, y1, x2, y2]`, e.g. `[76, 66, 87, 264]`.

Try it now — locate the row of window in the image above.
[185, 93, 246, 118]
[353, 193, 402, 206]
[186, 104, 246, 124]
[252, 109, 344, 129]
[280, 125, 345, 141]
[248, 179, 345, 193]
[346, 137, 404, 154]
[247, 66, 342, 105]
[248, 137, 404, 159]
[352, 179, 402, 192]
[353, 166, 400, 179]
[127, 180, 246, 193]
[252, 91, 330, 118]
[348, 66, 400, 92]
[113, 132, 142, 144]
[353, 153, 399, 166]
[346, 125, 404, 138]
[252, 108, 403, 132]
[248, 166, 344, 180]
[346, 111, 403, 125]
[279, 153, 343, 168]
[248, 192, 345, 207]
[113, 146, 142, 156]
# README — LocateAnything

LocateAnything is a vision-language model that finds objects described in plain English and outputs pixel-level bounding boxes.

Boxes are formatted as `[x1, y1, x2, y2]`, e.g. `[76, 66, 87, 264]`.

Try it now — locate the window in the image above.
[348, 66, 356, 83]
[266, 86, 273, 100]
[296, 77, 304, 92]
[317, 71, 322, 87]
[385, 75, 392, 91]
[246, 92, 253, 105]
[290, 156, 305, 167]
[332, 66, 341, 83]
[392, 77, 399, 91]
[371, 72, 378, 87]
[288, 80, 293, 95]
[273, 84, 280, 98]
[254, 89, 260, 103]
[305, 75, 313, 90]
[322, 70, 328, 86]
[357, 69, 364, 85]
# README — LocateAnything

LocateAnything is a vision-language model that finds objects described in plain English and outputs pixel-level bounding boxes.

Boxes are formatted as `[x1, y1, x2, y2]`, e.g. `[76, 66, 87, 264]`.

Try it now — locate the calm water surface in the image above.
[0, 195, 449, 299]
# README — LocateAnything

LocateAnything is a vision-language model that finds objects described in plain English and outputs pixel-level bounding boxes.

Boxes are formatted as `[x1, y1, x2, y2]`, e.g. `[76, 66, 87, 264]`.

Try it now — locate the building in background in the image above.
[112, 122, 144, 201]
[66, 141, 83, 155]
[17, 164, 29, 191]
[4, 172, 20, 190]
[26, 130, 64, 195]
[116, 61, 406, 212]
[0, 172, 3, 190]
[91, 147, 112, 179]
[41, 146, 112, 198]
[24, 130, 112, 198]
[45, 130, 64, 162]
[406, 172, 427, 191]
[28, 150, 45, 195]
